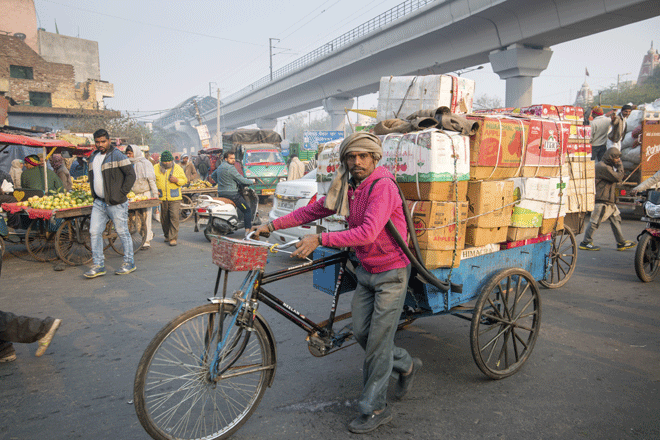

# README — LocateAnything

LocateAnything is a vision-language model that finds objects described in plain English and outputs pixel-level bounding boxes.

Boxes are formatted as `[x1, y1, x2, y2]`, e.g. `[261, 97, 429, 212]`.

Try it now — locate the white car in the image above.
[268, 169, 320, 243]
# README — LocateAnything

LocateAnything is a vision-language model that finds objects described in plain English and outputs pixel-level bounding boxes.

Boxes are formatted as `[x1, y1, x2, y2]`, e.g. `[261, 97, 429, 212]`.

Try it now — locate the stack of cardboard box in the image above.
[315, 75, 597, 269]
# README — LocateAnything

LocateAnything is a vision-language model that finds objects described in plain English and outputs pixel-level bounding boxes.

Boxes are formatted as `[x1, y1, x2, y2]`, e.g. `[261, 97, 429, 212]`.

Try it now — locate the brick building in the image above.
[0, 34, 117, 129]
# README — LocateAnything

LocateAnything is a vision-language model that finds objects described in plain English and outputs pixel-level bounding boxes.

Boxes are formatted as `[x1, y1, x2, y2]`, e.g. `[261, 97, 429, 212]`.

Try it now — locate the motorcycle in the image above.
[634, 190, 660, 282]
[193, 186, 261, 242]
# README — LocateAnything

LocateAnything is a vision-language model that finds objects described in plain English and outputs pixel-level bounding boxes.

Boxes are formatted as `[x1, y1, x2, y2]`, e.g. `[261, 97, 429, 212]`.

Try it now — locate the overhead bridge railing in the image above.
[225, 0, 437, 102]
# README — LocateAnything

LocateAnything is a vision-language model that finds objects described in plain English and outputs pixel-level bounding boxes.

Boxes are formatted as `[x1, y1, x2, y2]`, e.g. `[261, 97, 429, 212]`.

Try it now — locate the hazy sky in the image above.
[32, 0, 660, 122]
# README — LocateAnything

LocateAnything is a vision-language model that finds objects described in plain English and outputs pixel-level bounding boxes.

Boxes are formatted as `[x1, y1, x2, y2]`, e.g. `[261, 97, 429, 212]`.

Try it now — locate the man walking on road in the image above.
[579, 147, 636, 251]
[211, 151, 254, 232]
[252, 132, 421, 434]
[84, 129, 137, 278]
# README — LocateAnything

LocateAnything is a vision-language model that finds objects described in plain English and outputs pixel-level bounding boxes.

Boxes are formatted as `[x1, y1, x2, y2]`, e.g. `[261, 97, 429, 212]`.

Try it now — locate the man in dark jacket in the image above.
[84, 129, 137, 278]
[210, 151, 254, 231]
[579, 148, 635, 251]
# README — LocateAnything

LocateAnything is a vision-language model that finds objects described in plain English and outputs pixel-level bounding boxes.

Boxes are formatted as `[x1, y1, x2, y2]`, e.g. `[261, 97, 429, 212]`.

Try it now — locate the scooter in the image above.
[634, 190, 660, 282]
[194, 186, 261, 242]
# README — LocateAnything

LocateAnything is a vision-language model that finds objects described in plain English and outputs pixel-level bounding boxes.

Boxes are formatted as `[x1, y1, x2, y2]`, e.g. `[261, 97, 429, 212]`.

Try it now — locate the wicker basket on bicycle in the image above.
[211, 236, 268, 271]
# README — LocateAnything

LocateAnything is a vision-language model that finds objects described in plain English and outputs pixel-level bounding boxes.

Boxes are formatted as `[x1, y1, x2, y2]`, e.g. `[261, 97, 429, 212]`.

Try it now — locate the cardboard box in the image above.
[407, 200, 468, 250]
[540, 217, 564, 235]
[509, 178, 544, 227]
[467, 116, 527, 180]
[380, 129, 470, 187]
[566, 192, 595, 213]
[418, 249, 461, 269]
[521, 104, 561, 120]
[466, 180, 514, 227]
[522, 118, 566, 177]
[562, 160, 595, 180]
[560, 122, 592, 158]
[399, 180, 468, 202]
[377, 75, 475, 120]
[557, 106, 585, 122]
[507, 227, 539, 242]
[465, 225, 508, 247]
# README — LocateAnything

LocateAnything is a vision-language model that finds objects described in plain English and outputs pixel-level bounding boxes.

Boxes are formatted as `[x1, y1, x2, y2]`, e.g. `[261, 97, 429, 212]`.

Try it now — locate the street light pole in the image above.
[269, 38, 280, 81]
[216, 88, 221, 149]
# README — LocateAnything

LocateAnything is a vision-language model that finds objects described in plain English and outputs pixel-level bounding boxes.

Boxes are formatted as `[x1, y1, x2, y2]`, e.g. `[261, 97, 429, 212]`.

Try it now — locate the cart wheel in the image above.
[0, 236, 5, 256]
[470, 268, 541, 380]
[180, 194, 194, 222]
[109, 211, 147, 255]
[55, 217, 92, 266]
[540, 226, 577, 289]
[25, 219, 58, 262]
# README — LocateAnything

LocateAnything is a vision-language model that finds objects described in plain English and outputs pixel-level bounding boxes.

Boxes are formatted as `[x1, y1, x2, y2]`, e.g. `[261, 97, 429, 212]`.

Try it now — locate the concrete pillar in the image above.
[322, 97, 354, 132]
[489, 44, 553, 108]
[256, 118, 277, 131]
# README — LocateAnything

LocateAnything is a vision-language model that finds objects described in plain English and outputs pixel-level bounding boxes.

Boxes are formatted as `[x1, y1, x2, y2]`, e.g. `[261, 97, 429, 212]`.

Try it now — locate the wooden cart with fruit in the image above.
[1, 199, 159, 265]
[181, 183, 217, 221]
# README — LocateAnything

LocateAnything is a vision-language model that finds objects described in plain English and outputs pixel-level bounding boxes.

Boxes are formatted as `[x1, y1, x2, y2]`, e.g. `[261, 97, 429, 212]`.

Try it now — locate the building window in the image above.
[29, 91, 52, 107]
[10, 65, 34, 80]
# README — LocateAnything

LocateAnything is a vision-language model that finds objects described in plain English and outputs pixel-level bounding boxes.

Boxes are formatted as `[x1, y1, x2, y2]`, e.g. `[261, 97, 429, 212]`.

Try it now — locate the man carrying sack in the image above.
[252, 132, 422, 434]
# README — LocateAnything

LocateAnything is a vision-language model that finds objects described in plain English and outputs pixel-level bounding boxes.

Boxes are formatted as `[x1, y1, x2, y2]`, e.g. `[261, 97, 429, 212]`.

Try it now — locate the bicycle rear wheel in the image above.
[134, 303, 275, 440]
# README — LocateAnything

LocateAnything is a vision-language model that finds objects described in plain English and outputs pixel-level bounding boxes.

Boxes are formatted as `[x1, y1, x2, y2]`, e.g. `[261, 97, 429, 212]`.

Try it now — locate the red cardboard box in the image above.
[467, 116, 527, 180]
[521, 104, 561, 120]
[523, 119, 566, 177]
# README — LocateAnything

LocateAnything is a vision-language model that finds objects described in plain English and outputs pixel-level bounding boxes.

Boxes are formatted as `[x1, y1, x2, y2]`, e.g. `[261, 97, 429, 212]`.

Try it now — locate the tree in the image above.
[596, 69, 660, 106]
[473, 94, 503, 110]
[64, 111, 151, 145]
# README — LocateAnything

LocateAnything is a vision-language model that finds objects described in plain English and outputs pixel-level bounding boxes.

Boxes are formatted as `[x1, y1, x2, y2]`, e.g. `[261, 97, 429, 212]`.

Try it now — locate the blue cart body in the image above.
[313, 240, 551, 316]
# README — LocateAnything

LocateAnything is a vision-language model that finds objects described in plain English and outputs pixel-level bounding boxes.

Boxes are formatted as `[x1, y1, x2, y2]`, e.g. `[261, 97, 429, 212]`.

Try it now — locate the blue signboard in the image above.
[303, 130, 344, 151]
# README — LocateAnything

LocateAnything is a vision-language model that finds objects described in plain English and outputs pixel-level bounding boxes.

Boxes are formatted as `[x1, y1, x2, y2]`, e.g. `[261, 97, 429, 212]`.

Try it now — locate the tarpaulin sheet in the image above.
[222, 129, 282, 145]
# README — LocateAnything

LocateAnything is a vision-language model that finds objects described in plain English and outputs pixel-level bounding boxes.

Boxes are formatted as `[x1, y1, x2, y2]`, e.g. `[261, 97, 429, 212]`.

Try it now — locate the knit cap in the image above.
[24, 155, 41, 166]
[161, 150, 174, 162]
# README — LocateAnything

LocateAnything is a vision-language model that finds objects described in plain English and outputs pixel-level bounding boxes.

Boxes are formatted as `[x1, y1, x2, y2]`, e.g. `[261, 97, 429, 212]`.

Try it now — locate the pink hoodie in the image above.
[273, 167, 409, 273]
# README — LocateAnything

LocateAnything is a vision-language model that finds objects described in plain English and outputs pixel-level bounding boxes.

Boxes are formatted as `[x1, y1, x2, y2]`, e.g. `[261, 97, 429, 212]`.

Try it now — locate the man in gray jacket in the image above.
[579, 148, 636, 251]
[210, 151, 254, 230]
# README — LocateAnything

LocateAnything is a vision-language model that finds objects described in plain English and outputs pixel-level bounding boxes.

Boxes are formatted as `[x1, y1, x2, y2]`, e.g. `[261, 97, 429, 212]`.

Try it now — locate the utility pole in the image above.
[617, 72, 631, 97]
[269, 38, 280, 81]
[216, 88, 221, 149]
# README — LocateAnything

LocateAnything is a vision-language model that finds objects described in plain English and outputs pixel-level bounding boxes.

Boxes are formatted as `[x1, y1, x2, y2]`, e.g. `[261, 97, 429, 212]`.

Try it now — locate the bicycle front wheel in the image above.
[134, 303, 275, 440]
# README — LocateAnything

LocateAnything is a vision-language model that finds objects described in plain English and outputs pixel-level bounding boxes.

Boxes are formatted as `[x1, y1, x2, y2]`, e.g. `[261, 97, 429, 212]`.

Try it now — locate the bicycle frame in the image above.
[208, 249, 354, 377]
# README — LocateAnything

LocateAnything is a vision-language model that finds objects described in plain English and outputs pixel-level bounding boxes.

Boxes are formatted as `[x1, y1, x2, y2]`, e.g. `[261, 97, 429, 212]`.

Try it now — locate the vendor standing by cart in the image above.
[154, 151, 187, 246]
[252, 132, 422, 434]
[20, 155, 63, 193]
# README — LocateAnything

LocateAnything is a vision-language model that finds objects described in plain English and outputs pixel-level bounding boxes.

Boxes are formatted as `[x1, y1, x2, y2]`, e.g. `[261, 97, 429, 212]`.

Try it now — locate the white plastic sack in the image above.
[625, 110, 644, 133]
[621, 131, 634, 150]
[1, 179, 13, 193]
[622, 160, 637, 172]
[621, 146, 641, 165]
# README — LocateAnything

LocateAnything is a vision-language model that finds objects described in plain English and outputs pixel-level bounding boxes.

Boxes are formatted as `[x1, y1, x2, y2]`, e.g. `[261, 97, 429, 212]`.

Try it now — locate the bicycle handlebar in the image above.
[244, 231, 301, 251]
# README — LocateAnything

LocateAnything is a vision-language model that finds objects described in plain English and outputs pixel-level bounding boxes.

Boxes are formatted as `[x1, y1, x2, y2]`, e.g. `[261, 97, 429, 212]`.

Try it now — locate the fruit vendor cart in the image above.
[181, 185, 217, 222]
[1, 199, 160, 264]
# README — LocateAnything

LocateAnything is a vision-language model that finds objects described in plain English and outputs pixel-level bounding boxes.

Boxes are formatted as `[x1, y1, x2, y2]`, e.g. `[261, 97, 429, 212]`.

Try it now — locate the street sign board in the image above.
[303, 130, 344, 151]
